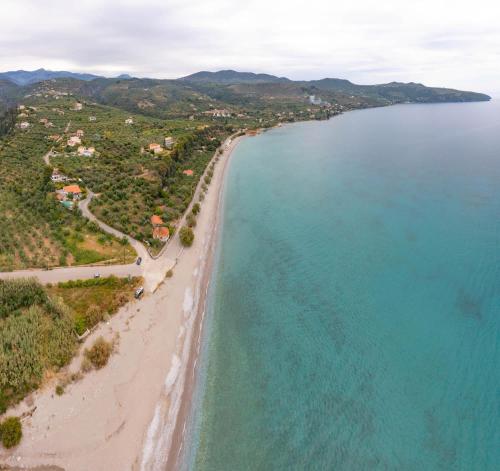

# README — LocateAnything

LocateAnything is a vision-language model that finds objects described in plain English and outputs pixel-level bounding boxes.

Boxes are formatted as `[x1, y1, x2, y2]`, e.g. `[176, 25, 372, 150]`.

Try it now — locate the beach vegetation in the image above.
[179, 226, 194, 247]
[0, 416, 22, 449]
[47, 276, 141, 335]
[186, 213, 197, 228]
[166, 269, 174, 278]
[84, 337, 113, 369]
[192, 202, 200, 215]
[0, 279, 76, 409]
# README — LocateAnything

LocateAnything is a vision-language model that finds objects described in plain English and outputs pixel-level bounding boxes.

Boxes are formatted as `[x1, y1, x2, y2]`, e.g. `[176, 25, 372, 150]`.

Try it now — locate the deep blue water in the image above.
[184, 102, 500, 470]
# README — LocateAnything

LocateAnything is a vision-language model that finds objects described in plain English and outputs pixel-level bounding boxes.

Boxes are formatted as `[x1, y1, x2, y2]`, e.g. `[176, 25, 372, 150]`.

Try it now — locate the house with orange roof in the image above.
[153, 226, 170, 242]
[62, 184, 82, 200]
[183, 169, 194, 176]
[148, 143, 163, 154]
[151, 215, 164, 226]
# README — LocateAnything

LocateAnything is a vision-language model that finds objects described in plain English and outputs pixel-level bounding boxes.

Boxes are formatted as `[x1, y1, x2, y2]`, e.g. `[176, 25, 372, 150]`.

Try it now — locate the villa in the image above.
[153, 226, 170, 242]
[51, 169, 68, 182]
[62, 184, 82, 199]
[148, 143, 163, 154]
[67, 136, 82, 147]
[77, 146, 95, 157]
[151, 215, 164, 226]
[164, 136, 174, 149]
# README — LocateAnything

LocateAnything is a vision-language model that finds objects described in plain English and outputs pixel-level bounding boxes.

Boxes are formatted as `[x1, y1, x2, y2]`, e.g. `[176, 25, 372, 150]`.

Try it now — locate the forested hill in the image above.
[0, 68, 491, 117]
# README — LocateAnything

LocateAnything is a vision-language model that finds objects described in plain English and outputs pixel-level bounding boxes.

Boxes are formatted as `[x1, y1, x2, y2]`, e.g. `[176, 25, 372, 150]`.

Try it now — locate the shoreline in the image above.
[0, 133, 245, 471]
[164, 134, 239, 471]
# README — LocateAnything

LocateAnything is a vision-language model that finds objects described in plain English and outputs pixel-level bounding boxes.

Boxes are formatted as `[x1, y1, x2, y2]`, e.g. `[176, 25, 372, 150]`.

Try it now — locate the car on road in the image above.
[134, 287, 144, 299]
[136, 257, 142, 265]
[94, 272, 100, 278]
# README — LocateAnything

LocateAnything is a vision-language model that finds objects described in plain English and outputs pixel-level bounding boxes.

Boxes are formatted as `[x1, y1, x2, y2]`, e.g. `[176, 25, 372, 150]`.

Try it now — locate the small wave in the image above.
[140, 405, 161, 471]
[165, 355, 181, 392]
[183, 287, 194, 316]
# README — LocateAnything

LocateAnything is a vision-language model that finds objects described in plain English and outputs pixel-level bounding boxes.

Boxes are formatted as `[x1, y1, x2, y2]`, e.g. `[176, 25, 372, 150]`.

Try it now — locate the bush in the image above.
[166, 269, 173, 278]
[179, 226, 194, 247]
[192, 203, 200, 215]
[80, 357, 92, 373]
[84, 337, 113, 369]
[186, 213, 196, 228]
[55, 385, 64, 396]
[0, 416, 22, 448]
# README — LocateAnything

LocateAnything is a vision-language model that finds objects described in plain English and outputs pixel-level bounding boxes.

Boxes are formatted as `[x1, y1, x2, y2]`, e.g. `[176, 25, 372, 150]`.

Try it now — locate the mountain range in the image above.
[0, 68, 491, 118]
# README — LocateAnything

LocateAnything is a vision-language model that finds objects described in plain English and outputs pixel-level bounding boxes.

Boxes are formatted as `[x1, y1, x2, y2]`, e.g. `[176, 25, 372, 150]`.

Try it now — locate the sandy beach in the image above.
[0, 134, 245, 471]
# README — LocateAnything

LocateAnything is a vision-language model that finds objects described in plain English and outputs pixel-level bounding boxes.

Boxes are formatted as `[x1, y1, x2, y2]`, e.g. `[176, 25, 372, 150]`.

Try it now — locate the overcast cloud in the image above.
[1, 0, 499, 95]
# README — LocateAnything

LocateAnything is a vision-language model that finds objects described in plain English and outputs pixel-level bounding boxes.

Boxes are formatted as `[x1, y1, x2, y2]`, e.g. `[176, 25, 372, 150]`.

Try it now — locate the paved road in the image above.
[0, 263, 141, 284]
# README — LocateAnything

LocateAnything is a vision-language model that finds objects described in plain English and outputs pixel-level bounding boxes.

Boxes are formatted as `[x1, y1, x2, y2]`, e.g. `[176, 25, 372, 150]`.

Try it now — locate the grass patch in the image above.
[47, 276, 142, 335]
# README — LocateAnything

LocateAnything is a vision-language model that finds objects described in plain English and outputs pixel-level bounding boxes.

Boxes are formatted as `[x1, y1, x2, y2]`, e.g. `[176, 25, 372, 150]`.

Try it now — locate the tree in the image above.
[179, 226, 194, 247]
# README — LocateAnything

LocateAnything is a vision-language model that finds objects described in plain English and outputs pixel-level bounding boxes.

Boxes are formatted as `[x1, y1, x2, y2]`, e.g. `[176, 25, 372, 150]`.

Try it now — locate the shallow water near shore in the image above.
[182, 102, 500, 470]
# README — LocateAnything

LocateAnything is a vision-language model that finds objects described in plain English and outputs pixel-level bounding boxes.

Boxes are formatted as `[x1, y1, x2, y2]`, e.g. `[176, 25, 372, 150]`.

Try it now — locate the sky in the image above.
[1, 0, 499, 96]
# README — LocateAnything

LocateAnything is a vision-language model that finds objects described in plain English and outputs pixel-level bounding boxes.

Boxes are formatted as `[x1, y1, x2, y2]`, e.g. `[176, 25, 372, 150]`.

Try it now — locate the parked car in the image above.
[134, 287, 144, 299]
[136, 257, 142, 265]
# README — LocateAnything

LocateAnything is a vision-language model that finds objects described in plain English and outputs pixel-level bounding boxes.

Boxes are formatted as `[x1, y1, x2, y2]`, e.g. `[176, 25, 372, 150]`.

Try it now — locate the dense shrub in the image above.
[179, 226, 194, 247]
[84, 337, 113, 369]
[192, 203, 200, 215]
[0, 279, 76, 409]
[186, 213, 196, 228]
[0, 416, 22, 448]
[0, 278, 48, 319]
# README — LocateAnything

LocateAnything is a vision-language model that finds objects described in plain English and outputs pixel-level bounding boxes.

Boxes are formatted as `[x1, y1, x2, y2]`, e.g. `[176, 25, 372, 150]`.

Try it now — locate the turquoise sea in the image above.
[182, 101, 500, 470]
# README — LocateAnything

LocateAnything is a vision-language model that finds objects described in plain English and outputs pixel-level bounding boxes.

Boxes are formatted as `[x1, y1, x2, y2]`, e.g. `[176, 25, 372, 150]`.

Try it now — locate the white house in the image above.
[77, 146, 95, 157]
[125, 117, 134, 125]
[19, 121, 30, 129]
[164, 136, 174, 149]
[67, 136, 82, 147]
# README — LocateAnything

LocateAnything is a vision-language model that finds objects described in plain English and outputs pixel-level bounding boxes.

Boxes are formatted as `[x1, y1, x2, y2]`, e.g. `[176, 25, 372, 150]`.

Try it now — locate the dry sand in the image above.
[0, 135, 245, 471]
